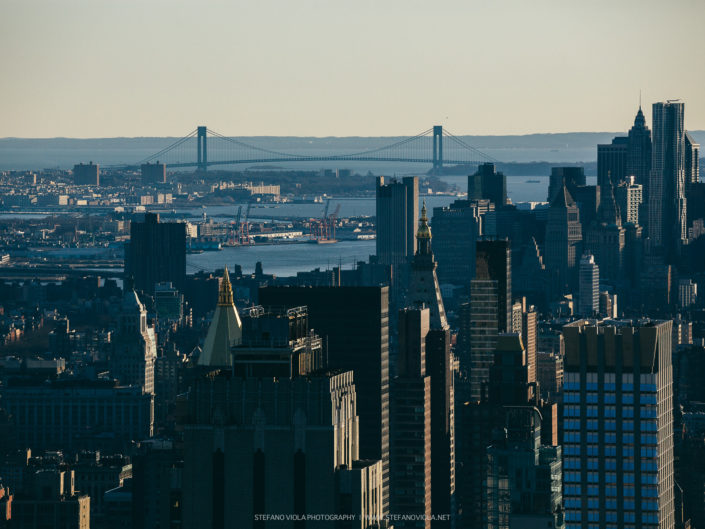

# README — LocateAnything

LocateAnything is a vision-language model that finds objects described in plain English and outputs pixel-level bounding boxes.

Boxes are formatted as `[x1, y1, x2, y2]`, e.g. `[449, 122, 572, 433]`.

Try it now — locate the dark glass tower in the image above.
[125, 213, 186, 293]
[258, 285, 391, 516]
[648, 100, 686, 259]
[376, 176, 418, 267]
[598, 136, 628, 188]
[391, 307, 432, 528]
[467, 163, 507, 209]
[430, 199, 488, 288]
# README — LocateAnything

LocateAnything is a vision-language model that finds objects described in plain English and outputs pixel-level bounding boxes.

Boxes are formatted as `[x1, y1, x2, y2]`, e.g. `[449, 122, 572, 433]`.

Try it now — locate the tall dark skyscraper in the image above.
[598, 136, 628, 188]
[454, 240, 511, 529]
[376, 176, 418, 267]
[258, 285, 391, 515]
[475, 240, 512, 334]
[467, 163, 506, 209]
[563, 319, 675, 529]
[627, 106, 653, 187]
[125, 213, 186, 293]
[648, 100, 687, 258]
[457, 239, 512, 404]
[391, 307, 432, 528]
[405, 203, 455, 527]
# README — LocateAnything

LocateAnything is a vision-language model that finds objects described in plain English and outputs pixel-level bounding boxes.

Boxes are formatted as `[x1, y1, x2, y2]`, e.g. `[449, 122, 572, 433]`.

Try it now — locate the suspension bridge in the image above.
[135, 125, 498, 172]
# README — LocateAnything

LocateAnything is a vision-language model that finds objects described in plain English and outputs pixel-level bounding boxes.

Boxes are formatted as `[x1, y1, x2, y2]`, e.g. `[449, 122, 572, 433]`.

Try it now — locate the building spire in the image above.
[218, 266, 234, 307]
[634, 99, 646, 127]
[416, 200, 432, 255]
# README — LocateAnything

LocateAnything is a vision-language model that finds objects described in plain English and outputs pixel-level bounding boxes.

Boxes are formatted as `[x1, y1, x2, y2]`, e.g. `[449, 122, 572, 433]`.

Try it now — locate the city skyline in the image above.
[2, 0, 705, 138]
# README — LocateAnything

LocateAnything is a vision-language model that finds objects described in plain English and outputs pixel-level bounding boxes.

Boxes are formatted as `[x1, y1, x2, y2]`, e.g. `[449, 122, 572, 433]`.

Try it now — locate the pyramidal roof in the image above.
[198, 267, 243, 368]
[550, 182, 576, 208]
[122, 289, 145, 312]
[597, 180, 622, 227]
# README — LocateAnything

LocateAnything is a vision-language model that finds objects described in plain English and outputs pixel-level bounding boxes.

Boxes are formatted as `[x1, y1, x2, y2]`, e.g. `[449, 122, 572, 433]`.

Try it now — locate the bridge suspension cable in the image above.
[138, 129, 198, 165]
[130, 125, 498, 169]
[443, 128, 500, 163]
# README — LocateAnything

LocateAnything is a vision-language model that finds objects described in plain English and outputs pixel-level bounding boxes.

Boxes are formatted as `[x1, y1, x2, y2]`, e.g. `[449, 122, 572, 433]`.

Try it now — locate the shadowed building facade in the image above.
[376, 176, 418, 267]
[125, 213, 186, 293]
[544, 183, 582, 295]
[391, 307, 432, 528]
[182, 370, 383, 529]
[259, 285, 391, 516]
[648, 100, 687, 259]
[468, 163, 506, 209]
[405, 203, 455, 527]
[431, 199, 490, 289]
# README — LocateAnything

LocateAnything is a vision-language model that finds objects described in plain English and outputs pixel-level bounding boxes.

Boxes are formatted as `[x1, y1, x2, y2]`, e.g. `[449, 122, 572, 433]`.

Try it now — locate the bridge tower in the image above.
[197, 126, 208, 171]
[432, 125, 443, 173]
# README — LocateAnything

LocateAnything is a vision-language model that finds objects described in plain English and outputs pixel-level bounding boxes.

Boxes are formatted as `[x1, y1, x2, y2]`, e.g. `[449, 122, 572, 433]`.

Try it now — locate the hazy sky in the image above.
[2, 0, 704, 138]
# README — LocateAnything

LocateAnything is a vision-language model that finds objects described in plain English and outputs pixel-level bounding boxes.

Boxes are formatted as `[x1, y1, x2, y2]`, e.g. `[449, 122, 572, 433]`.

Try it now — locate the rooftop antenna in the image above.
[639, 89, 642, 110]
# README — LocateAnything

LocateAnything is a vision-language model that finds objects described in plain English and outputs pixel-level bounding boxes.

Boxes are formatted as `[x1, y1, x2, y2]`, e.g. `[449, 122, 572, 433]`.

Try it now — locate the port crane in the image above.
[238, 202, 253, 245]
[309, 199, 339, 242]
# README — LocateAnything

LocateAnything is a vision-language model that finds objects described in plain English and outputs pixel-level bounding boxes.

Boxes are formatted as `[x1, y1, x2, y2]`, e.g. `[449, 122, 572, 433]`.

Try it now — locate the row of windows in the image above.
[564, 372, 657, 384]
[563, 390, 657, 405]
[566, 511, 658, 523]
[564, 458, 619, 471]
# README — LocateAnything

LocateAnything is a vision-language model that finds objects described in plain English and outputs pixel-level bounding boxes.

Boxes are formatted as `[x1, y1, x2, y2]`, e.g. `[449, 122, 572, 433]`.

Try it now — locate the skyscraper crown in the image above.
[218, 266, 234, 307]
[416, 201, 431, 241]
[634, 106, 646, 128]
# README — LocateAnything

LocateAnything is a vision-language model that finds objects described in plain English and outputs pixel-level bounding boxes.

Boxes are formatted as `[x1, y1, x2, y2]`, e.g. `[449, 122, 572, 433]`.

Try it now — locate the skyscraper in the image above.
[467, 163, 507, 209]
[258, 285, 391, 515]
[391, 307, 432, 528]
[110, 289, 156, 395]
[125, 213, 187, 293]
[577, 254, 599, 316]
[685, 131, 700, 185]
[476, 240, 512, 333]
[375, 176, 418, 267]
[584, 181, 625, 284]
[627, 105, 652, 188]
[563, 319, 675, 529]
[406, 203, 455, 527]
[615, 177, 643, 226]
[458, 239, 511, 404]
[431, 199, 489, 289]
[520, 301, 538, 385]
[598, 136, 628, 188]
[648, 100, 687, 258]
[407, 202, 448, 329]
[544, 182, 582, 294]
